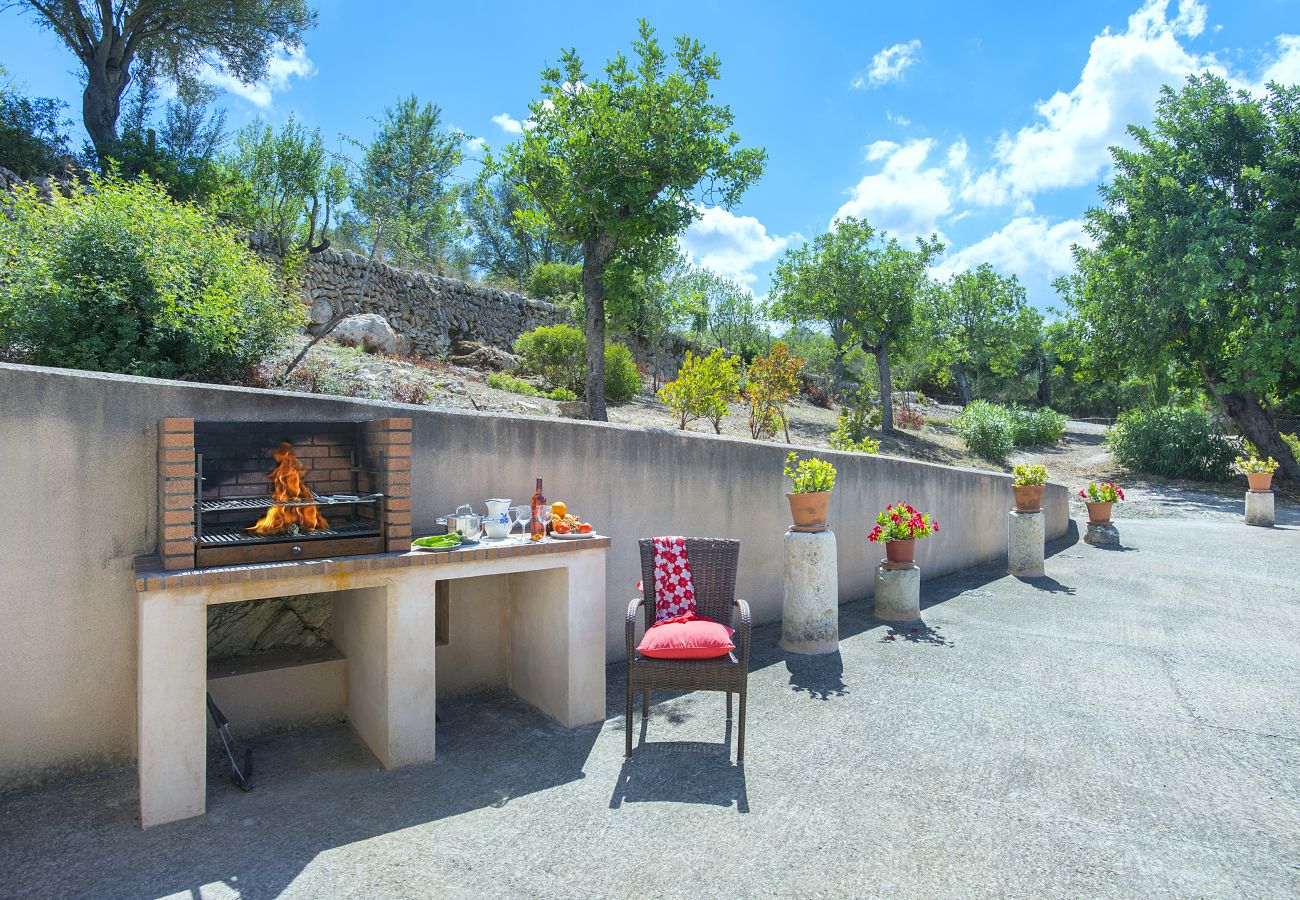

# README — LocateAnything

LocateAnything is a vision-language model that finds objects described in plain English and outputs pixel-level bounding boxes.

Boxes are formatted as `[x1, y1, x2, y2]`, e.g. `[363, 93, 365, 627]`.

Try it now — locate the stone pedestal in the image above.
[1085, 524, 1120, 546]
[1245, 491, 1275, 528]
[874, 564, 921, 622]
[781, 529, 839, 654]
[1007, 510, 1045, 577]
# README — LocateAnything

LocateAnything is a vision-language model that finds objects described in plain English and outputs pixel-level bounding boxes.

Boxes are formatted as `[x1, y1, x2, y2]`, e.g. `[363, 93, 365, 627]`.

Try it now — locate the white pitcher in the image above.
[483, 498, 514, 539]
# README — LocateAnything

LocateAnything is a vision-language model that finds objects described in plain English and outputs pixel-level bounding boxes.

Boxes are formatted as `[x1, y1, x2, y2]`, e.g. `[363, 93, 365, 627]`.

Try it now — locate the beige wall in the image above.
[0, 362, 1068, 789]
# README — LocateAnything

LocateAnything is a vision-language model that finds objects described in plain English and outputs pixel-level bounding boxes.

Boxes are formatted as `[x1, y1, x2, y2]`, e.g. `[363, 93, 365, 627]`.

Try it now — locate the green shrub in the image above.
[954, 400, 1016, 460]
[829, 390, 881, 453]
[547, 387, 578, 402]
[658, 348, 742, 433]
[488, 372, 541, 397]
[0, 173, 301, 381]
[512, 323, 641, 402]
[526, 262, 582, 301]
[1107, 406, 1236, 481]
[1284, 432, 1300, 461]
[1007, 405, 1067, 446]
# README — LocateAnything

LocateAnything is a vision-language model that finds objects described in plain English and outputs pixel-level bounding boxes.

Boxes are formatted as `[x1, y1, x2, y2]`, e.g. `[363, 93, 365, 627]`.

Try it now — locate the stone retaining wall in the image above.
[297, 246, 568, 357]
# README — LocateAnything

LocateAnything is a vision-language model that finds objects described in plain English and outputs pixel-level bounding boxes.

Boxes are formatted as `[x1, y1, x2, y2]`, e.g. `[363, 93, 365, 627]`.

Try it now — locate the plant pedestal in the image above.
[1245, 490, 1275, 528]
[1084, 523, 1120, 546]
[874, 563, 920, 622]
[1007, 510, 1045, 577]
[781, 529, 839, 654]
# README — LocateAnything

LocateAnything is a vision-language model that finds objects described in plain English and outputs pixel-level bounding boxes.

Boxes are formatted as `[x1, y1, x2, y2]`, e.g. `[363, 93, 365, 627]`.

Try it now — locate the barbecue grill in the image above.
[192, 421, 387, 567]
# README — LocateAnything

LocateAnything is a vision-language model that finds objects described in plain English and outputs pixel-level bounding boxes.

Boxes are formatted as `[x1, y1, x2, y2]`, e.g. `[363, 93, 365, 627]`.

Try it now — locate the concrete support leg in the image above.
[332, 581, 439, 770]
[1245, 491, 1275, 528]
[1008, 510, 1045, 577]
[874, 564, 921, 622]
[508, 549, 606, 728]
[137, 590, 207, 828]
[781, 529, 839, 654]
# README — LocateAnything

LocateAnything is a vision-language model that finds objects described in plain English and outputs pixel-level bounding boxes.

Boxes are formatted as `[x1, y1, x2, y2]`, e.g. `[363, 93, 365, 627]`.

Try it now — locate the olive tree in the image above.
[7, 0, 314, 161]
[501, 20, 765, 420]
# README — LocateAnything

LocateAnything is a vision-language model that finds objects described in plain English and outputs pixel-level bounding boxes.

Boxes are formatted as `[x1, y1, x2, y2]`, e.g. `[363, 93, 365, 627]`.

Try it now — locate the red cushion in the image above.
[637, 619, 735, 659]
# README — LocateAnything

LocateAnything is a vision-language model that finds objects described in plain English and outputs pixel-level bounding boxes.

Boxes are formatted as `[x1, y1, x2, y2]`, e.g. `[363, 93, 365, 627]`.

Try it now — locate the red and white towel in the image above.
[651, 536, 697, 623]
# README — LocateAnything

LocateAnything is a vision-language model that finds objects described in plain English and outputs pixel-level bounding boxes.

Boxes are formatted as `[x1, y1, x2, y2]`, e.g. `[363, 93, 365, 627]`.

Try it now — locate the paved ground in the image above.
[1, 515, 1297, 899]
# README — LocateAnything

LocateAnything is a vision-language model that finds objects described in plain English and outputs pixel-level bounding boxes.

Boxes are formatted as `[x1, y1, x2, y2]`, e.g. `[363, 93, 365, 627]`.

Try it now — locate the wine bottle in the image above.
[529, 477, 546, 541]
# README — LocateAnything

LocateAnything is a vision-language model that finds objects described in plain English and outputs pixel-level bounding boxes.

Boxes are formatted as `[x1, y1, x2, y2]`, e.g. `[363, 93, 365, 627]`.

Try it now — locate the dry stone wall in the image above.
[299, 246, 568, 358]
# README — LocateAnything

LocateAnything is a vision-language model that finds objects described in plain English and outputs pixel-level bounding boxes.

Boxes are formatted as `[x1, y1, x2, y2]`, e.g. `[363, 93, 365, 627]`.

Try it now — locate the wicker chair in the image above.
[626, 538, 751, 761]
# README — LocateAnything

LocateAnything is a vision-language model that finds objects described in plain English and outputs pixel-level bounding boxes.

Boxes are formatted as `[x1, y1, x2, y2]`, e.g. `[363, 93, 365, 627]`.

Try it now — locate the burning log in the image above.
[246, 442, 329, 535]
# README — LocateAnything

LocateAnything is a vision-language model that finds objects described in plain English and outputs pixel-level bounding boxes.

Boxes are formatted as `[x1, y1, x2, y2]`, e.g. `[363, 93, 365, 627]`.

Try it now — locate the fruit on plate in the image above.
[578, 523, 593, 534]
[551, 500, 568, 519]
[551, 511, 594, 535]
[553, 521, 570, 534]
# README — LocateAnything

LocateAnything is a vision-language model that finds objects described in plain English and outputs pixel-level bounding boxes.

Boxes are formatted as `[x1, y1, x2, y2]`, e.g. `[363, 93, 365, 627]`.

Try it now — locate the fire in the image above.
[246, 442, 329, 536]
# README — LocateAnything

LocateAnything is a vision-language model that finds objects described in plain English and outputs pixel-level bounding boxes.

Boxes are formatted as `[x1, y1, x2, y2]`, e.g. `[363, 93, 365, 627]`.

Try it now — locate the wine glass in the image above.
[511, 505, 530, 535]
[532, 505, 552, 541]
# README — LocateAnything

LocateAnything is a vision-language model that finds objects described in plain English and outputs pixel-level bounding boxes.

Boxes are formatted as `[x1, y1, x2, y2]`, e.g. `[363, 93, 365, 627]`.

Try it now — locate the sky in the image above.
[2, 0, 1298, 310]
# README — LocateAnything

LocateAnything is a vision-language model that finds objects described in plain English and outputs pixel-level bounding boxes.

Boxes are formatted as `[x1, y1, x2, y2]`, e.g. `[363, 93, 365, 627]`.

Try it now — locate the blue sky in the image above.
[3, 0, 1298, 309]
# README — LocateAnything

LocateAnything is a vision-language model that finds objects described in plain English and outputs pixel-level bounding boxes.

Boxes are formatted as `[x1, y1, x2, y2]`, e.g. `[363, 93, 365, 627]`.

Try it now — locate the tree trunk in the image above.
[953, 367, 973, 406]
[581, 237, 614, 422]
[82, 62, 130, 163]
[1217, 387, 1300, 481]
[873, 343, 895, 435]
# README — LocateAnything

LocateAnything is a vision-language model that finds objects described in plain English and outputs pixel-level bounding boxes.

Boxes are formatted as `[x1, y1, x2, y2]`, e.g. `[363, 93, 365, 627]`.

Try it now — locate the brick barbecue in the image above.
[157, 417, 412, 571]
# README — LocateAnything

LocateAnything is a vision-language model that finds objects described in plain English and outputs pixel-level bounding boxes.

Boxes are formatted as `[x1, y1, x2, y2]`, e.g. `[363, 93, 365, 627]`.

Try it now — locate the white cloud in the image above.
[491, 113, 524, 135]
[852, 40, 923, 89]
[680, 207, 792, 286]
[886, 112, 912, 127]
[933, 217, 1093, 309]
[833, 138, 963, 243]
[464, 136, 487, 154]
[970, 0, 1221, 204]
[202, 43, 315, 109]
[1253, 34, 1300, 92]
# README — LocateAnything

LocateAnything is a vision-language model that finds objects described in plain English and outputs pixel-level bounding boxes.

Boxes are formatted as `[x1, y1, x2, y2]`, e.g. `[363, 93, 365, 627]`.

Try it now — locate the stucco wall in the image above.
[0, 362, 1068, 789]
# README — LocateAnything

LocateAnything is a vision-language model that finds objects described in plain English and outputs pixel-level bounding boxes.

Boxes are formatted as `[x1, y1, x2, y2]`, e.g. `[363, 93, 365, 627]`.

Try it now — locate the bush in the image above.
[512, 323, 641, 402]
[1106, 406, 1236, 481]
[1007, 405, 1067, 446]
[488, 372, 541, 397]
[894, 402, 924, 430]
[658, 348, 742, 433]
[0, 173, 301, 381]
[829, 389, 882, 453]
[954, 400, 1016, 460]
[526, 262, 582, 301]
[0, 78, 74, 179]
[603, 342, 642, 402]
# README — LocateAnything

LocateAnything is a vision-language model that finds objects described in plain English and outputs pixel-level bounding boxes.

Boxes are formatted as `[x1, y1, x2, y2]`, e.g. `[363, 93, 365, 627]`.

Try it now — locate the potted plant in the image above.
[868, 502, 939, 568]
[1011, 464, 1049, 512]
[1238, 455, 1278, 492]
[1079, 481, 1124, 526]
[784, 452, 836, 532]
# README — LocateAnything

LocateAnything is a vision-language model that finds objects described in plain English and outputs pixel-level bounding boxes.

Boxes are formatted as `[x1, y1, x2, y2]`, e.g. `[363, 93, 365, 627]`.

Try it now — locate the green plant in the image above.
[829, 414, 880, 454]
[547, 387, 578, 402]
[1106, 406, 1236, 481]
[868, 502, 938, 543]
[743, 343, 804, 441]
[954, 400, 1016, 460]
[603, 342, 643, 402]
[1012, 464, 1049, 487]
[0, 173, 301, 381]
[1283, 433, 1300, 461]
[1237, 456, 1278, 474]
[1007, 405, 1067, 446]
[1079, 481, 1124, 503]
[527, 261, 583, 301]
[488, 372, 541, 397]
[894, 401, 924, 430]
[657, 348, 742, 433]
[784, 452, 836, 493]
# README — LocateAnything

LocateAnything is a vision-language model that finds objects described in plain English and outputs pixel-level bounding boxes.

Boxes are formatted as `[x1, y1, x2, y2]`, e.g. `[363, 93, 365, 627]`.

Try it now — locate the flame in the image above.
[246, 442, 329, 536]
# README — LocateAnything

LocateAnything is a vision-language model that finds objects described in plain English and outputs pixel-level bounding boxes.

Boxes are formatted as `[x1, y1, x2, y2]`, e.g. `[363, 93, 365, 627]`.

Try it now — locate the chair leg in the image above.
[737, 689, 746, 763]
[726, 691, 733, 720]
[625, 679, 633, 758]
[642, 690, 649, 716]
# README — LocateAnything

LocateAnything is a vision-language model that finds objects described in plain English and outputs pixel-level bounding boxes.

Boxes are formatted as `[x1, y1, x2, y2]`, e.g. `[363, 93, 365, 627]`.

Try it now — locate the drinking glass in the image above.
[511, 505, 530, 534]
[532, 505, 552, 541]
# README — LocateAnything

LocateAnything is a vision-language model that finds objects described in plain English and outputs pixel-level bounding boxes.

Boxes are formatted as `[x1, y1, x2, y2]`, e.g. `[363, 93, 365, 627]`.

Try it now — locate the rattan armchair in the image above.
[626, 538, 751, 762]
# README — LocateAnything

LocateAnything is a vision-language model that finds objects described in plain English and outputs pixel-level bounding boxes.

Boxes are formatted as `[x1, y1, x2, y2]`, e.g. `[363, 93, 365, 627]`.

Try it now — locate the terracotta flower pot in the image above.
[787, 491, 830, 532]
[1012, 484, 1044, 513]
[884, 538, 916, 568]
[1085, 500, 1113, 526]
[1246, 472, 1274, 492]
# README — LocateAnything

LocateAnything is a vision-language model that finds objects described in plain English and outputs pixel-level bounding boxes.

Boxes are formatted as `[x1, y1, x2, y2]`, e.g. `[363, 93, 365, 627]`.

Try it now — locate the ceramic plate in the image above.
[411, 537, 479, 552]
[550, 531, 599, 541]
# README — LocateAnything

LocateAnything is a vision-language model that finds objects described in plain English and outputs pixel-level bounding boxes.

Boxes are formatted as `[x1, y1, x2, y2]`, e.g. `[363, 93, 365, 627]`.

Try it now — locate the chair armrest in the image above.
[733, 598, 752, 668]
[626, 597, 646, 659]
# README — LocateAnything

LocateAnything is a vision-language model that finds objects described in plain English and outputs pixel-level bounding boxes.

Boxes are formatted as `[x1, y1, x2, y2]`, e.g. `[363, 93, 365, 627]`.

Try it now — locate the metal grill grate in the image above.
[197, 493, 383, 513]
[197, 519, 380, 546]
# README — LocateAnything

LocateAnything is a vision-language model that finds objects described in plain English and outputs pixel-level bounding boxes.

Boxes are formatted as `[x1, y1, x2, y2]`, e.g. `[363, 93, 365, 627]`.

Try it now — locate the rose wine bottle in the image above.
[529, 477, 546, 541]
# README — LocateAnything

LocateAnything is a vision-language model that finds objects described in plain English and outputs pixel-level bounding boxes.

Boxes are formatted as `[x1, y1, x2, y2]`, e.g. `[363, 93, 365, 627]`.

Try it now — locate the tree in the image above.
[501, 20, 765, 421]
[658, 347, 742, 433]
[771, 216, 942, 433]
[461, 171, 580, 287]
[231, 116, 342, 255]
[932, 264, 1041, 405]
[744, 343, 804, 442]
[674, 265, 769, 360]
[1062, 74, 1300, 479]
[344, 95, 464, 269]
[0, 67, 75, 178]
[8, 0, 315, 161]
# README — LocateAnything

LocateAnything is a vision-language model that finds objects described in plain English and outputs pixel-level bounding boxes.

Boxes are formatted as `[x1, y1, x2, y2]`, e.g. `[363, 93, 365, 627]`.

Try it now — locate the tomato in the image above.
[554, 522, 570, 534]
[578, 523, 593, 534]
